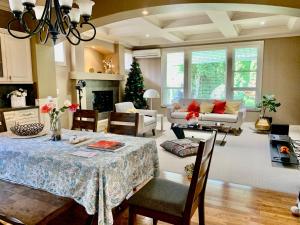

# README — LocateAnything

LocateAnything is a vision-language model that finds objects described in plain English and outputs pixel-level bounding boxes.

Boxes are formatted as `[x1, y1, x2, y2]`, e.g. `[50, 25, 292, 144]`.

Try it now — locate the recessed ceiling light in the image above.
[260, 21, 266, 26]
[145, 34, 150, 38]
[142, 10, 149, 15]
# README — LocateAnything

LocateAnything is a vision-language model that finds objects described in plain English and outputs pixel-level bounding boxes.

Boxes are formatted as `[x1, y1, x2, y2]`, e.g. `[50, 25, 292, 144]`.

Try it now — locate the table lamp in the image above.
[143, 89, 160, 109]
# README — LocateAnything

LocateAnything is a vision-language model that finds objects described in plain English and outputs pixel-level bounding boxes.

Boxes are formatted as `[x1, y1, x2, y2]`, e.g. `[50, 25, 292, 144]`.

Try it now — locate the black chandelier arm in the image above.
[7, 19, 32, 39]
[70, 21, 97, 42]
[66, 28, 81, 45]
[39, 27, 50, 45]
[53, 0, 69, 36]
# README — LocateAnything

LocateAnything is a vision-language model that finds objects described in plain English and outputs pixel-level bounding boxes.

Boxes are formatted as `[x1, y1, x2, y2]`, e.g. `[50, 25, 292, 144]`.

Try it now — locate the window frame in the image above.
[161, 41, 264, 109]
[54, 42, 66, 66]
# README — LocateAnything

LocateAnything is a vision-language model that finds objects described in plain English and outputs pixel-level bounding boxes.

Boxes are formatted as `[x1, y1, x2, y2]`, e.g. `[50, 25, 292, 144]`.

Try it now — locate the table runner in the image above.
[0, 129, 159, 225]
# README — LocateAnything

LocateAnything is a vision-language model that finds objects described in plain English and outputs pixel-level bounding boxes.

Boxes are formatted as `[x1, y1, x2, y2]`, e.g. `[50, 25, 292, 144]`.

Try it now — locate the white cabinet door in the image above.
[0, 34, 8, 82]
[5, 34, 33, 83]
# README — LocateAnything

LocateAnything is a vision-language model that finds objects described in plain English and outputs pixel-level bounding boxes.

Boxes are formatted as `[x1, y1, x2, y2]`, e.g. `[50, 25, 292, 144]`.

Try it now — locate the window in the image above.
[232, 47, 259, 108]
[163, 52, 184, 105]
[54, 42, 66, 65]
[162, 41, 263, 108]
[191, 49, 226, 100]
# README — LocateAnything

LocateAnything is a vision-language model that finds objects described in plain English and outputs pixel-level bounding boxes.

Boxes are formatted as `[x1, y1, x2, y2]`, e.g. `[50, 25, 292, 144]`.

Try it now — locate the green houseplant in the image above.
[255, 95, 281, 131]
[257, 95, 281, 119]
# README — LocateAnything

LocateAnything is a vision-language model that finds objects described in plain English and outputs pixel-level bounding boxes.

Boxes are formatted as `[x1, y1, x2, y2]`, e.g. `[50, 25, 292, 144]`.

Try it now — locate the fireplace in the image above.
[92, 91, 114, 112]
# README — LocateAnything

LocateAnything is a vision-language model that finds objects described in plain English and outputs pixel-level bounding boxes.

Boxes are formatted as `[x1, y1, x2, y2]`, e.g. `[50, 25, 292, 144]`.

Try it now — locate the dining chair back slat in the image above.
[108, 112, 139, 136]
[72, 110, 98, 132]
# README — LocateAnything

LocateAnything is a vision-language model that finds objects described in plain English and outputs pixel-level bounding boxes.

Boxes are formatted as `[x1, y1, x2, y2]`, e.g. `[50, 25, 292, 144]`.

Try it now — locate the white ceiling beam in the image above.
[206, 11, 239, 38]
[288, 17, 300, 31]
[141, 17, 184, 42]
[162, 15, 212, 31]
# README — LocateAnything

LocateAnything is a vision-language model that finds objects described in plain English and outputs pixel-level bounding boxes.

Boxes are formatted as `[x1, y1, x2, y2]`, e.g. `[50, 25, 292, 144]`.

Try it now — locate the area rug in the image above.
[154, 119, 300, 194]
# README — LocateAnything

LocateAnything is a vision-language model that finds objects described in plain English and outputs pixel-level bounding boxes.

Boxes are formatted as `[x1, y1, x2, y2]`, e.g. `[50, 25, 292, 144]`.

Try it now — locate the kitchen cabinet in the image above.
[0, 30, 33, 84]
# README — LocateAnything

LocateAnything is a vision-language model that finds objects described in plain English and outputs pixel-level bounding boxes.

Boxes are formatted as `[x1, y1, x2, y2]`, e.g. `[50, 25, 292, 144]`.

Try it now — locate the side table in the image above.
[157, 114, 164, 131]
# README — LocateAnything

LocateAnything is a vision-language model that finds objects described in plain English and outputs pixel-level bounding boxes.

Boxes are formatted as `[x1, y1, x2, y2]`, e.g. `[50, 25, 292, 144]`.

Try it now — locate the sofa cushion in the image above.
[171, 111, 189, 119]
[201, 113, 238, 123]
[144, 116, 156, 126]
[225, 101, 241, 114]
[160, 139, 199, 157]
[200, 102, 214, 113]
[212, 100, 226, 114]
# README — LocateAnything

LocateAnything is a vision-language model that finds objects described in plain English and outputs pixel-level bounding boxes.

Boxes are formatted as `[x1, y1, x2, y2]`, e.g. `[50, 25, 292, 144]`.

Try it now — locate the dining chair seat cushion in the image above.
[128, 178, 189, 217]
[160, 139, 199, 157]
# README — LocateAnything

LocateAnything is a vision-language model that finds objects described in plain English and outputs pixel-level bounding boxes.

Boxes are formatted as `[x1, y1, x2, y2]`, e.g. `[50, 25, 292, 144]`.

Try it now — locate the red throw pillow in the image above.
[213, 100, 226, 114]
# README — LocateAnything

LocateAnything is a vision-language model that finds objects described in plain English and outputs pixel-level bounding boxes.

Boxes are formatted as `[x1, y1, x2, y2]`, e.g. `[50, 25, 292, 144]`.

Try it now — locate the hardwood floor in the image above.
[113, 171, 300, 225]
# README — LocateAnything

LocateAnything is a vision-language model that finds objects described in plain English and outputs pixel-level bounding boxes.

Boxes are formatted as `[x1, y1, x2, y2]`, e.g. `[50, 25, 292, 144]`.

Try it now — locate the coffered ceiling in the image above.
[85, 9, 300, 48]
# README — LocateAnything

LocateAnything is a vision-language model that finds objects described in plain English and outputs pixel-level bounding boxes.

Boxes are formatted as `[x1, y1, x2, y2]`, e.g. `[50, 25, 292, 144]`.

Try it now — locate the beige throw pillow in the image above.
[225, 101, 241, 114]
[126, 108, 138, 113]
[200, 102, 214, 113]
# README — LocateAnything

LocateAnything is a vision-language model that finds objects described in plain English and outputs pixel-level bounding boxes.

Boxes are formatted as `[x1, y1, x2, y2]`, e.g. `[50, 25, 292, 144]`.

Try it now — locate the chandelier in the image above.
[8, 0, 96, 45]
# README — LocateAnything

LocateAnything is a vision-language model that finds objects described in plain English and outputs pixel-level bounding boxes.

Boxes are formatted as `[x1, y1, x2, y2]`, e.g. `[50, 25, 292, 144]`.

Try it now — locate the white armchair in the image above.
[115, 102, 157, 136]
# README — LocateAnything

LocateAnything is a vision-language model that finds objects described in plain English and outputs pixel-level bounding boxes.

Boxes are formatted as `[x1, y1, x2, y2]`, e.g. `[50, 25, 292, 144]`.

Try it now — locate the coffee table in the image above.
[171, 123, 231, 146]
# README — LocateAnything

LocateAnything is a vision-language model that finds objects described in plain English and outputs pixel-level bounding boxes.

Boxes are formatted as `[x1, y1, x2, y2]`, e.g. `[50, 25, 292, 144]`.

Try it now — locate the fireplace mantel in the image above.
[70, 71, 125, 81]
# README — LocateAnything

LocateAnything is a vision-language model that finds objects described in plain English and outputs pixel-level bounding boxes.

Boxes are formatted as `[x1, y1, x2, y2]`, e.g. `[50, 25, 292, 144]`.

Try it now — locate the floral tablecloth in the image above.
[0, 129, 159, 225]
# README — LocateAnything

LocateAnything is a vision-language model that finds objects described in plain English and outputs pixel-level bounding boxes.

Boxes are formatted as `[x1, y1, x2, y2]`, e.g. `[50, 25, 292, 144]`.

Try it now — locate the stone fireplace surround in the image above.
[78, 80, 119, 120]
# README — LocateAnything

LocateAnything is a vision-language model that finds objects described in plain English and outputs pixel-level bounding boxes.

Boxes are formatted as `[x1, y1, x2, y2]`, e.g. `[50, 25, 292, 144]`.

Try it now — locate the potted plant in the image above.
[7, 88, 27, 108]
[255, 95, 281, 131]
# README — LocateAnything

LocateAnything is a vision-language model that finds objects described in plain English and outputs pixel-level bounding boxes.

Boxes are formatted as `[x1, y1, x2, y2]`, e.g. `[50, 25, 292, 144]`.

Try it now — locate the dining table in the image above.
[0, 129, 159, 225]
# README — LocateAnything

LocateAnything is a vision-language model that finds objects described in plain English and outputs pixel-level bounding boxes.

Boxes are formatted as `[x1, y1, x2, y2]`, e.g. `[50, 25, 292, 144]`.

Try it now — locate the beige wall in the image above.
[56, 42, 73, 129]
[84, 48, 104, 73]
[138, 36, 300, 124]
[31, 39, 57, 99]
[137, 58, 164, 113]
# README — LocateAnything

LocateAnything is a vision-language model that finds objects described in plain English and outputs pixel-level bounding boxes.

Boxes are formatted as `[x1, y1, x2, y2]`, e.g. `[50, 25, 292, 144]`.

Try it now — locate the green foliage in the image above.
[257, 95, 281, 117]
[124, 58, 148, 109]
[191, 62, 226, 99]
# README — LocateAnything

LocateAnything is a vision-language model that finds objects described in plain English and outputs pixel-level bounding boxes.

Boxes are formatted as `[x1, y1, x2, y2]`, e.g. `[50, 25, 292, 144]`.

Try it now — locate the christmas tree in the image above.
[124, 58, 148, 109]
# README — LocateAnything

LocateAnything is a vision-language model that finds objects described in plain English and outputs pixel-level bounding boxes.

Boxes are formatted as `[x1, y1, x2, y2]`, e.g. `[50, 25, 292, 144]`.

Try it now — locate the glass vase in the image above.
[50, 118, 62, 141]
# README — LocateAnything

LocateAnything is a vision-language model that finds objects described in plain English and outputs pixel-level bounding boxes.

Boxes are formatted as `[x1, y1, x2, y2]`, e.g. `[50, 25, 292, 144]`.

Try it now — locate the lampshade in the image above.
[21, 0, 36, 5]
[143, 89, 160, 99]
[59, 0, 73, 8]
[9, 0, 24, 12]
[77, 0, 95, 16]
[34, 6, 44, 20]
[69, 8, 80, 23]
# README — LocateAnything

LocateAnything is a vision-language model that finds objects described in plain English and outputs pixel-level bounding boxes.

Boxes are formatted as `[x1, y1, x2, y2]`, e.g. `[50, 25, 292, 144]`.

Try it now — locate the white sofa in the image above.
[167, 99, 246, 133]
[115, 102, 157, 136]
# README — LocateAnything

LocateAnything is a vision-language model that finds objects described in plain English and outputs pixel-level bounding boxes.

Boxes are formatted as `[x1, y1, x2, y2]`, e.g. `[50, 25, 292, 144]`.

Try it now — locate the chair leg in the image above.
[128, 207, 136, 225]
[153, 218, 158, 225]
[198, 199, 205, 225]
[152, 129, 156, 136]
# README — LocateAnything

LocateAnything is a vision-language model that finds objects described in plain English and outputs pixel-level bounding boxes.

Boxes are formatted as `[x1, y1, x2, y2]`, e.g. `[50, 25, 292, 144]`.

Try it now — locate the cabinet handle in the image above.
[9, 76, 11, 80]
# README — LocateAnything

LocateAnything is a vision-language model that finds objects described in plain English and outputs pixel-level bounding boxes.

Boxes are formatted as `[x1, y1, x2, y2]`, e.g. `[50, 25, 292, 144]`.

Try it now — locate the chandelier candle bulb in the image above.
[59, 0, 73, 8]
[21, 0, 36, 6]
[69, 8, 81, 23]
[9, 0, 24, 12]
[34, 6, 44, 20]
[77, 0, 95, 17]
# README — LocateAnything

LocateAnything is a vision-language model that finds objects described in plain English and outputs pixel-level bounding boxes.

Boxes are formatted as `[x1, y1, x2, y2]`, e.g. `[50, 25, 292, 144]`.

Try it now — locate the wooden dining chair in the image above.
[127, 131, 217, 225]
[107, 112, 139, 136]
[0, 180, 75, 225]
[71, 110, 98, 132]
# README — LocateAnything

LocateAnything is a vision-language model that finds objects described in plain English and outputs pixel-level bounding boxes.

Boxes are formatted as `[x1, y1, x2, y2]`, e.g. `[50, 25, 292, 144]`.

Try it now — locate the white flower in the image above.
[64, 100, 71, 107]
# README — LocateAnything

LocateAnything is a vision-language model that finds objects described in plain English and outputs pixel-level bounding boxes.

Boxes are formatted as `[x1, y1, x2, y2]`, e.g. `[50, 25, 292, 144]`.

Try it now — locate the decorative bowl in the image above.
[10, 123, 44, 136]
